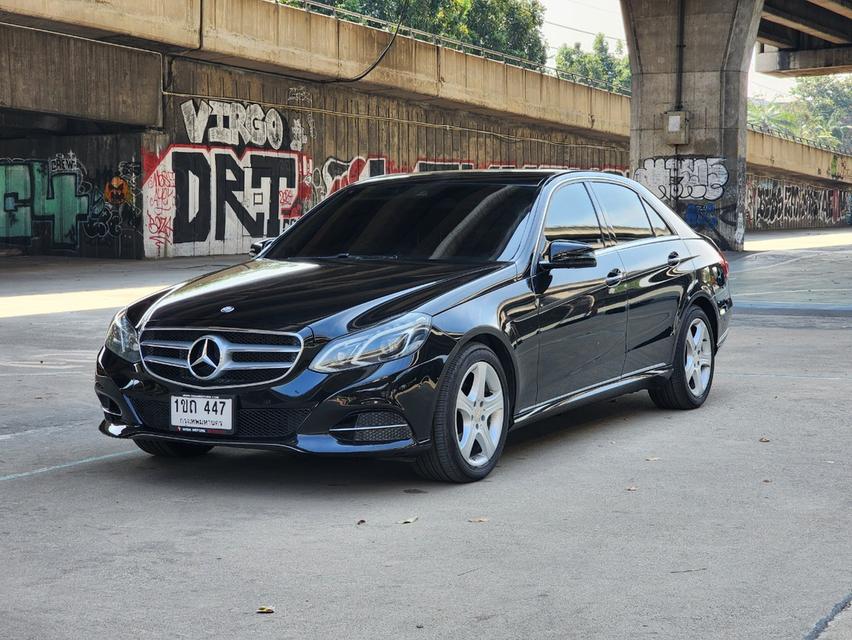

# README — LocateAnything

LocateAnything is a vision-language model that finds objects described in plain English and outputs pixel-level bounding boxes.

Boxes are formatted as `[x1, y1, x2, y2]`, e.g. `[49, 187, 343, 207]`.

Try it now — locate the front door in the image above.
[535, 182, 628, 404]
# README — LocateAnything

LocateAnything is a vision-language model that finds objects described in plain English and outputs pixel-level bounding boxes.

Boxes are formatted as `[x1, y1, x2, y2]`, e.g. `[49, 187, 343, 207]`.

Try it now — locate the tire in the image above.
[414, 343, 510, 483]
[133, 438, 214, 458]
[649, 306, 715, 410]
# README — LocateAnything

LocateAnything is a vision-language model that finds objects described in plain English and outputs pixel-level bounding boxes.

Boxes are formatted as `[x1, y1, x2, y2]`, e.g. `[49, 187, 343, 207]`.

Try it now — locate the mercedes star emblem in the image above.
[187, 335, 225, 380]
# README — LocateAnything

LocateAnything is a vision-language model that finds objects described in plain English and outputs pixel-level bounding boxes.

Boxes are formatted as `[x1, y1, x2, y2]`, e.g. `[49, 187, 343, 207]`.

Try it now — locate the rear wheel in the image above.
[649, 306, 715, 410]
[414, 344, 509, 482]
[133, 438, 213, 458]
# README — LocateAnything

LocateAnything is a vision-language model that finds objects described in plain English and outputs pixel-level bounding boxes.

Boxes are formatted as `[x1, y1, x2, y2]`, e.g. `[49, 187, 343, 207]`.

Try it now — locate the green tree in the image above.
[466, 0, 547, 63]
[294, 0, 547, 63]
[748, 76, 851, 150]
[790, 76, 852, 150]
[747, 99, 799, 131]
[555, 33, 630, 91]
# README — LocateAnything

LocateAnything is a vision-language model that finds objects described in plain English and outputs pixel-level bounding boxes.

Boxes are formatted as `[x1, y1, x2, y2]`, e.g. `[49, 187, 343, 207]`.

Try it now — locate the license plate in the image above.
[170, 395, 234, 434]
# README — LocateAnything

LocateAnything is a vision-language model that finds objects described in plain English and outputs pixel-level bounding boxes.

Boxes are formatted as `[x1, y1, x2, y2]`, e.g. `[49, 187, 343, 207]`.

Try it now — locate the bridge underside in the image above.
[756, 0, 852, 75]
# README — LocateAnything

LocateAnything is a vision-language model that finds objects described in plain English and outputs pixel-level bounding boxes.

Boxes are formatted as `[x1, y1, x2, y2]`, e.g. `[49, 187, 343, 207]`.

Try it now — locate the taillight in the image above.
[719, 254, 730, 278]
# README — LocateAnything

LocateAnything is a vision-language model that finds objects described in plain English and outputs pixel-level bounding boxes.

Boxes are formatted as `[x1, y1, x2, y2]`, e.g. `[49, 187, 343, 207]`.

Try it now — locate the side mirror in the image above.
[249, 238, 273, 258]
[541, 240, 597, 269]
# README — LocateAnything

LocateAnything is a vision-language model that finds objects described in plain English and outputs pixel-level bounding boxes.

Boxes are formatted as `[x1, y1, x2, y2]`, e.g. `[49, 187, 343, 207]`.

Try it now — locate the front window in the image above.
[265, 180, 540, 262]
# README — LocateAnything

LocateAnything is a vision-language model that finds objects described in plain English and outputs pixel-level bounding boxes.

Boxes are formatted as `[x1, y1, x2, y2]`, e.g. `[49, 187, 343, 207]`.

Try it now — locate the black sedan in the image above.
[96, 171, 732, 482]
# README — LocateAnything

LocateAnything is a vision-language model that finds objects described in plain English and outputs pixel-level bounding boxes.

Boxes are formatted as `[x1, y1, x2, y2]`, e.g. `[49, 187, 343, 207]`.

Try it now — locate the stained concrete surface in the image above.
[1, 230, 851, 639]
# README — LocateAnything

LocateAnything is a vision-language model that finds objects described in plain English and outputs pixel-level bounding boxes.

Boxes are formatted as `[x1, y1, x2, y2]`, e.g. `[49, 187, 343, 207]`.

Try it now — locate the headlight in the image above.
[310, 312, 431, 373]
[105, 310, 141, 363]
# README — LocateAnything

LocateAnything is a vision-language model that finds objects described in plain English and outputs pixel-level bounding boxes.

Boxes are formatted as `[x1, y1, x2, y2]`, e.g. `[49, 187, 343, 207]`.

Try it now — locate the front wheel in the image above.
[414, 344, 510, 482]
[649, 306, 715, 410]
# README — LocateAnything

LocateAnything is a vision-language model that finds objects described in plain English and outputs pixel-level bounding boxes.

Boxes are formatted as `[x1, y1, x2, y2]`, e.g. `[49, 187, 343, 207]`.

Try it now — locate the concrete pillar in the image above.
[621, 0, 764, 250]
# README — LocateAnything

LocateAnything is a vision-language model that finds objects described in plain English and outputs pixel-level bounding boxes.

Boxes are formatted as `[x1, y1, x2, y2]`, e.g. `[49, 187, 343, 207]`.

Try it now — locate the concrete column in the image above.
[622, 0, 764, 250]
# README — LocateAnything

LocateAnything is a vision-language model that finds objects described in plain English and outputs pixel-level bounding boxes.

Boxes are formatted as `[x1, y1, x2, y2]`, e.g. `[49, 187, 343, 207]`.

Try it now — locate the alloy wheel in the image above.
[684, 318, 713, 397]
[454, 361, 505, 467]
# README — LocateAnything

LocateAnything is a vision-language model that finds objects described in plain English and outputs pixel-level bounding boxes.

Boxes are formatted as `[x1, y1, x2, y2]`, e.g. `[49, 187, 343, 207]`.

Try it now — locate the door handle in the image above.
[667, 251, 681, 267]
[605, 268, 623, 287]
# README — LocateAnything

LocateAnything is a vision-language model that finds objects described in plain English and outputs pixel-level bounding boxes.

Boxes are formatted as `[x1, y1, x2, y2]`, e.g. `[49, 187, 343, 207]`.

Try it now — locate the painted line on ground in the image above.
[0, 451, 135, 483]
[803, 591, 852, 640]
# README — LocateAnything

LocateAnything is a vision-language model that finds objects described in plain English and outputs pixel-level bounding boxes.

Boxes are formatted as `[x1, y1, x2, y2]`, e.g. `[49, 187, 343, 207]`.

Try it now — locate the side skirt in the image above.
[511, 364, 671, 429]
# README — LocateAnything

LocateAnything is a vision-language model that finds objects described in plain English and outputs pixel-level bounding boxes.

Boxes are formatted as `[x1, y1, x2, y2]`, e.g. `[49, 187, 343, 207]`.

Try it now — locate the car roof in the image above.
[359, 169, 574, 187]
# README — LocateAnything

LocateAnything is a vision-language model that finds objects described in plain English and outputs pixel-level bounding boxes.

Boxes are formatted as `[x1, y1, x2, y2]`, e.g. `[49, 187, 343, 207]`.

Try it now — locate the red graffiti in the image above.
[148, 170, 176, 214]
[147, 212, 173, 248]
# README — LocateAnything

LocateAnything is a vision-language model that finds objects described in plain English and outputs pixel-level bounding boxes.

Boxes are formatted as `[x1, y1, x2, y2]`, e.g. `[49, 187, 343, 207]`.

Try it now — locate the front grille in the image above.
[129, 397, 310, 440]
[139, 327, 303, 388]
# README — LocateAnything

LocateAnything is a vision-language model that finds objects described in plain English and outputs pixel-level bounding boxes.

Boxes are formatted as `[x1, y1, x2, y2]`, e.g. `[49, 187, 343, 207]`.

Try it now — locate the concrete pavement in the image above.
[1, 233, 851, 639]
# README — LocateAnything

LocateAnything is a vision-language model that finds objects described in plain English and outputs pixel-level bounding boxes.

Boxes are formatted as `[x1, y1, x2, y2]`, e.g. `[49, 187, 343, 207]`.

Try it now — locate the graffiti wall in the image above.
[1, 135, 144, 258]
[745, 173, 851, 231]
[633, 155, 745, 247]
[139, 58, 629, 257]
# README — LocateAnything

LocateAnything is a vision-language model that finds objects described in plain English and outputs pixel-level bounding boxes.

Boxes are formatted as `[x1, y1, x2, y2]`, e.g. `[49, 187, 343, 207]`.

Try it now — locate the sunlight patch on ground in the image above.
[0, 286, 163, 318]
[745, 229, 852, 252]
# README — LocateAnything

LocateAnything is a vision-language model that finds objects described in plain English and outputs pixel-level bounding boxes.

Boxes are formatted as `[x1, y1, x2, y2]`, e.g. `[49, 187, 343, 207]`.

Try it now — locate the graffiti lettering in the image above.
[745, 174, 851, 230]
[634, 157, 729, 201]
[1, 152, 141, 256]
[142, 145, 311, 255]
[147, 212, 174, 248]
[180, 99, 287, 149]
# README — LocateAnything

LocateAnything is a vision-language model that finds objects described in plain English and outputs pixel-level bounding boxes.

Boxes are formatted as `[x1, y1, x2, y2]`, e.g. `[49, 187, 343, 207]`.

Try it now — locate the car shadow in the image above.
[113, 392, 659, 494]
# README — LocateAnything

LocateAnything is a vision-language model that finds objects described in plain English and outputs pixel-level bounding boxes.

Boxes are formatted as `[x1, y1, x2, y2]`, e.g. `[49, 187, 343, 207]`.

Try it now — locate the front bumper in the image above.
[95, 342, 448, 457]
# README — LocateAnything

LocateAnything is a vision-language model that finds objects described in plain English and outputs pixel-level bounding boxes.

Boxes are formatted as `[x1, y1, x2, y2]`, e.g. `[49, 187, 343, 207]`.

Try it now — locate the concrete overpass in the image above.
[757, 0, 852, 75]
[0, 0, 849, 257]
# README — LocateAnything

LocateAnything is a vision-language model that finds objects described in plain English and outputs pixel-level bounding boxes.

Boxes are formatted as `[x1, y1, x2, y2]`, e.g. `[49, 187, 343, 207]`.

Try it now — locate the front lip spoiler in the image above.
[99, 421, 429, 457]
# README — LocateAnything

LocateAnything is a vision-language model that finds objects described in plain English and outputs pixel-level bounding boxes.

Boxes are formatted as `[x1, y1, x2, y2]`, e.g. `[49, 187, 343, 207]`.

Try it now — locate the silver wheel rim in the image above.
[455, 361, 505, 468]
[684, 318, 712, 397]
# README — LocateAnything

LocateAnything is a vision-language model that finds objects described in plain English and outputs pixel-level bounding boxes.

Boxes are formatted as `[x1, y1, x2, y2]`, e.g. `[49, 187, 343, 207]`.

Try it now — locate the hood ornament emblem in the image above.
[220, 305, 235, 313]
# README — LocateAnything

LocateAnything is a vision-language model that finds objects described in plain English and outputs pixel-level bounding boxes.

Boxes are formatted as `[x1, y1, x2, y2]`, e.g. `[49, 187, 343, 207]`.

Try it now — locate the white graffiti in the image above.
[180, 99, 285, 149]
[290, 118, 308, 152]
[634, 157, 729, 201]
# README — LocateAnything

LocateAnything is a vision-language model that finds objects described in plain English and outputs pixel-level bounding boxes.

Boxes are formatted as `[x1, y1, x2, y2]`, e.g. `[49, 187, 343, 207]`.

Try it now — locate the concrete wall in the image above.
[0, 134, 145, 258]
[141, 59, 628, 258]
[746, 172, 852, 230]
[0, 23, 162, 127]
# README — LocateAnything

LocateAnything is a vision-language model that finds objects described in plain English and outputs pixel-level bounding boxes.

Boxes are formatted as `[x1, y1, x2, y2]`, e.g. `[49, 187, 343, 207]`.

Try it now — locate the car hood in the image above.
[138, 258, 506, 336]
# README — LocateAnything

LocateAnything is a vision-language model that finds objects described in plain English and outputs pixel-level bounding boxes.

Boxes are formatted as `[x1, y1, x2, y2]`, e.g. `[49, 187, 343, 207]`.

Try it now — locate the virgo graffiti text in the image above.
[181, 99, 288, 150]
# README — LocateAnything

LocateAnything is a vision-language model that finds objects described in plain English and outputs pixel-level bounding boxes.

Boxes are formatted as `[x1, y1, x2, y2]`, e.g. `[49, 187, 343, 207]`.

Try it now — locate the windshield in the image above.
[265, 180, 540, 262]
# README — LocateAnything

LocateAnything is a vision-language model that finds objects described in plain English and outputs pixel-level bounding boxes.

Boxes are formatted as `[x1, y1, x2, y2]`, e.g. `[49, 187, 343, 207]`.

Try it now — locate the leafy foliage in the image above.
[555, 34, 631, 91]
[748, 76, 852, 150]
[293, 0, 547, 63]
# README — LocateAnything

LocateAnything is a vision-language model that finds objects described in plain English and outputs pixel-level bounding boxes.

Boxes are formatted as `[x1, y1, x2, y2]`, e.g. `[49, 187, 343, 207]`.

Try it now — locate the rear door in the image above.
[589, 180, 690, 375]
[535, 182, 628, 404]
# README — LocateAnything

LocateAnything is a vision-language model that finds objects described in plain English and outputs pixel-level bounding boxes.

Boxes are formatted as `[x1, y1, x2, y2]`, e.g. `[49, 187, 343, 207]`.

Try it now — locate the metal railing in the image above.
[747, 123, 851, 156]
[275, 0, 633, 96]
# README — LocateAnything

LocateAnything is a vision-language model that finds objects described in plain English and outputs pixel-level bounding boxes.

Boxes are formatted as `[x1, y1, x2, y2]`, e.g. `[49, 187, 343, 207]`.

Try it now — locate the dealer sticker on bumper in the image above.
[170, 395, 234, 434]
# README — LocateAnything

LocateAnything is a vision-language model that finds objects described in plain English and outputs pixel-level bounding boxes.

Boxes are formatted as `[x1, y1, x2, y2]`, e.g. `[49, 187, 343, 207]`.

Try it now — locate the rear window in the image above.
[592, 182, 654, 242]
